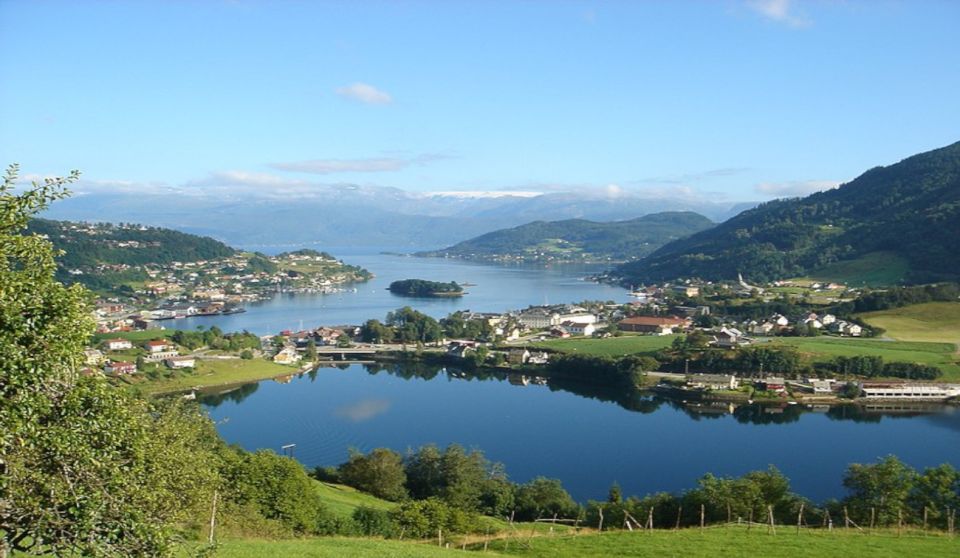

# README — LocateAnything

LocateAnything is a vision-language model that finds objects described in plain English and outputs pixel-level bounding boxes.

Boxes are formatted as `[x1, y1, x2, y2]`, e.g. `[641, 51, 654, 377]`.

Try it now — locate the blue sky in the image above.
[1, 0, 958, 202]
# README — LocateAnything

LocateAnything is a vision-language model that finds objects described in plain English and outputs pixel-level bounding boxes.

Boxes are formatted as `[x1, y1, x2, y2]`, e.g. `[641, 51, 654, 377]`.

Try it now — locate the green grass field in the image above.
[212, 527, 958, 558]
[769, 337, 960, 381]
[92, 329, 172, 343]
[135, 358, 300, 395]
[531, 334, 678, 357]
[313, 481, 395, 518]
[807, 251, 911, 287]
[859, 302, 960, 344]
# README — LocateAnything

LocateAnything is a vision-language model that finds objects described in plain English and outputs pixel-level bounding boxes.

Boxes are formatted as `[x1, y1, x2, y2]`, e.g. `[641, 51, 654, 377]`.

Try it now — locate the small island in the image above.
[388, 278, 465, 297]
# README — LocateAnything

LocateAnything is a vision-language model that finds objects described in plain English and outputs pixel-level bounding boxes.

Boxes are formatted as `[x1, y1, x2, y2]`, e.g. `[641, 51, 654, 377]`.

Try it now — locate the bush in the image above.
[389, 498, 477, 539]
[352, 506, 396, 537]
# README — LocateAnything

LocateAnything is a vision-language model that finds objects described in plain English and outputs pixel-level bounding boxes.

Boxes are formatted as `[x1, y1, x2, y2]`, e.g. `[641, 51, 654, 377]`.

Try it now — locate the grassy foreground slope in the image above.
[313, 481, 394, 518]
[859, 302, 960, 343]
[216, 529, 957, 558]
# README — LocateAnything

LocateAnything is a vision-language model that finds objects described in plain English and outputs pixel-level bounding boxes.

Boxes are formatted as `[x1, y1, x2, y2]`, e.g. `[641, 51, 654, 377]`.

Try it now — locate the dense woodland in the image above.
[418, 211, 713, 261]
[616, 141, 960, 284]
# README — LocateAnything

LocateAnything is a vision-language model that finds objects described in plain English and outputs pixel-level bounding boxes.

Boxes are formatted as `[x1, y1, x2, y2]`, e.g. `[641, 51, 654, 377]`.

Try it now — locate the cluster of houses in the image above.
[263, 326, 361, 365]
[89, 251, 370, 334]
[740, 312, 863, 337]
[86, 337, 197, 377]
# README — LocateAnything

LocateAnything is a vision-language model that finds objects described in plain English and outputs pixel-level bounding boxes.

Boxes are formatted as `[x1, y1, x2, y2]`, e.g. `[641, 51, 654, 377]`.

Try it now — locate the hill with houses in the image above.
[416, 211, 714, 263]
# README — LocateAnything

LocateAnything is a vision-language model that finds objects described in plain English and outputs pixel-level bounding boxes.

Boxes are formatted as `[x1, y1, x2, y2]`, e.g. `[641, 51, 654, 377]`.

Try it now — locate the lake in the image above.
[191, 254, 960, 503]
[202, 363, 960, 504]
[176, 254, 629, 335]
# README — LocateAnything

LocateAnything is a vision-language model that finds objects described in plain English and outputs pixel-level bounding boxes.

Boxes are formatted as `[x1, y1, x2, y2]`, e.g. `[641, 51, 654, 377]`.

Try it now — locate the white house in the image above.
[770, 314, 789, 327]
[145, 340, 170, 353]
[273, 347, 302, 365]
[686, 374, 740, 390]
[562, 321, 596, 336]
[83, 349, 104, 366]
[164, 356, 196, 369]
[104, 338, 132, 351]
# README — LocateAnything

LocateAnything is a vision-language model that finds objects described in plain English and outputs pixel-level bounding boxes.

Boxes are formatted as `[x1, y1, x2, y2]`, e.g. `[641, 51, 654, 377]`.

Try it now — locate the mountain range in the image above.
[614, 141, 960, 285]
[41, 185, 754, 253]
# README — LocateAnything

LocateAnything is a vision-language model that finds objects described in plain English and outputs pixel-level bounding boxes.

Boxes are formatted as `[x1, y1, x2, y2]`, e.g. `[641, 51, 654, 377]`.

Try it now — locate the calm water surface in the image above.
[202, 364, 960, 503]
[193, 254, 959, 502]
[177, 254, 628, 335]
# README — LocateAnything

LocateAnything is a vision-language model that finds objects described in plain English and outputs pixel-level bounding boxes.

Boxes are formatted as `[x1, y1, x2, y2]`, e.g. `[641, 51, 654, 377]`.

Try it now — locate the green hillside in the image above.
[859, 302, 960, 343]
[28, 218, 235, 267]
[616, 141, 960, 285]
[26, 218, 237, 293]
[418, 211, 714, 262]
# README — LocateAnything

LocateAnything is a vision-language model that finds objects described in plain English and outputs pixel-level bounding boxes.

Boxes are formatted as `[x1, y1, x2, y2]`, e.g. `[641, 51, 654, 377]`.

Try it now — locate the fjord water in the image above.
[202, 364, 960, 503]
[178, 254, 629, 334]
[190, 254, 960, 502]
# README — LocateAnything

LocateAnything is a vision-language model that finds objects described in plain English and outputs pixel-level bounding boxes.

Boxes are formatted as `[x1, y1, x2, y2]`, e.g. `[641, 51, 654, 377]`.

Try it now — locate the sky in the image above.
[1, 0, 959, 203]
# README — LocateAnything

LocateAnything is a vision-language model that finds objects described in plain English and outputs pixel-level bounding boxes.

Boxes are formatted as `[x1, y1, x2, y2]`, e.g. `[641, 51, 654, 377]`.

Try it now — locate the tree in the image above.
[514, 477, 579, 521]
[338, 448, 408, 501]
[0, 167, 222, 556]
[843, 456, 918, 525]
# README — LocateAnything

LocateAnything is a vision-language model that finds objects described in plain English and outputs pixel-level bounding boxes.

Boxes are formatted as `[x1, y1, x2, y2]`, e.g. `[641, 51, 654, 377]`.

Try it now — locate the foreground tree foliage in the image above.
[0, 167, 338, 555]
[1, 166, 189, 555]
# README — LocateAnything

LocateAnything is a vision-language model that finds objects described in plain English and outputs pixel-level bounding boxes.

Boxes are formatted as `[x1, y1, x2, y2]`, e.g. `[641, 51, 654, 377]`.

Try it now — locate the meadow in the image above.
[214, 527, 959, 558]
[758, 337, 959, 381]
[859, 302, 960, 344]
[133, 358, 301, 395]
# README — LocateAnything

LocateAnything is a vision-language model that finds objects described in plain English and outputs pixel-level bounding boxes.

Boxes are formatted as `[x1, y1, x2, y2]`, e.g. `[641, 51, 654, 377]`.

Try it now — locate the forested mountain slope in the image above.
[615, 141, 960, 284]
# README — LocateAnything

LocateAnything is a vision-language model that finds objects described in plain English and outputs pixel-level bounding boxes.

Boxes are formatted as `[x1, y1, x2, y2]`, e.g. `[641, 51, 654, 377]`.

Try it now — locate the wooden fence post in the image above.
[797, 502, 804, 535]
[768, 505, 776, 535]
[700, 504, 705, 533]
[675, 505, 683, 530]
[598, 507, 604, 532]
[208, 490, 218, 544]
[897, 508, 903, 538]
[870, 507, 875, 530]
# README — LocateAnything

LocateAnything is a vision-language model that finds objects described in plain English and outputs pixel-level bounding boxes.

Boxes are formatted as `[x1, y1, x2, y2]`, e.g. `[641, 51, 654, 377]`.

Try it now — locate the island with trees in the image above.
[388, 278, 465, 297]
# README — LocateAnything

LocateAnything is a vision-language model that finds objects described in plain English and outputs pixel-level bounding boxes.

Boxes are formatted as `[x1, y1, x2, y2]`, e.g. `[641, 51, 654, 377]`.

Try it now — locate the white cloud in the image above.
[270, 153, 451, 175]
[335, 82, 393, 104]
[755, 179, 840, 196]
[746, 0, 810, 27]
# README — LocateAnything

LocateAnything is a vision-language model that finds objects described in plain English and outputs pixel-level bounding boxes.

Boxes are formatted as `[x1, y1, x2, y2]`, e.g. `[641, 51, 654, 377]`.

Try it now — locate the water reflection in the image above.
[335, 399, 392, 422]
[200, 362, 957, 426]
